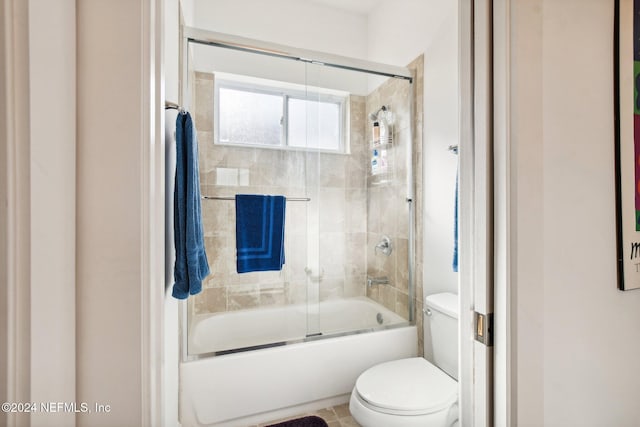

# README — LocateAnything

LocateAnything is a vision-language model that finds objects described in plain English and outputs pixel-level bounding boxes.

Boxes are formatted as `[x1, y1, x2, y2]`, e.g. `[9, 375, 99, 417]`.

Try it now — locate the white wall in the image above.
[511, 0, 640, 425]
[165, 0, 181, 104]
[192, 0, 368, 59]
[180, 0, 195, 29]
[76, 1, 142, 421]
[0, 2, 11, 420]
[28, 1, 76, 426]
[369, 0, 459, 298]
[76, 1, 162, 425]
[2, 1, 37, 426]
[2, 2, 79, 426]
[510, 0, 544, 423]
[0, 2, 30, 425]
[0, 0, 7, 416]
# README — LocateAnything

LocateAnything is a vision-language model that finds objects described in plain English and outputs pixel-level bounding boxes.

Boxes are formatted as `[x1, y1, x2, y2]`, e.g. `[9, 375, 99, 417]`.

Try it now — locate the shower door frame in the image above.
[178, 26, 416, 361]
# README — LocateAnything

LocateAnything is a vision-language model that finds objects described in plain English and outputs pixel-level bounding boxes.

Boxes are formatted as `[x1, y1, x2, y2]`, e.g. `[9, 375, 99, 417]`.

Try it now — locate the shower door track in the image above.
[182, 26, 413, 83]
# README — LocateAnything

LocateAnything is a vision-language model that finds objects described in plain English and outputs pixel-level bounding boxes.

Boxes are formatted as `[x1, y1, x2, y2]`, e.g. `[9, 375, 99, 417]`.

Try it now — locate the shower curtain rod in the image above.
[202, 196, 311, 202]
[183, 26, 413, 82]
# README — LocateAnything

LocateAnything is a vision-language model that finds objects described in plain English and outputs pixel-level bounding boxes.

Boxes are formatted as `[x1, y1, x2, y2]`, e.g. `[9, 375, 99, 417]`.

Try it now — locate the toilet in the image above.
[349, 292, 459, 427]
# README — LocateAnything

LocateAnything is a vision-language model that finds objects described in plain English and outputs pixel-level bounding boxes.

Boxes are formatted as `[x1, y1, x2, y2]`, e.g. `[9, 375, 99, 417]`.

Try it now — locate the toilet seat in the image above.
[354, 357, 457, 416]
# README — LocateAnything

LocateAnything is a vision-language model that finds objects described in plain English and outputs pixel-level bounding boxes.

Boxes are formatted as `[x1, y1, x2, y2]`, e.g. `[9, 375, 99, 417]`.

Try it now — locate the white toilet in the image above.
[349, 292, 459, 427]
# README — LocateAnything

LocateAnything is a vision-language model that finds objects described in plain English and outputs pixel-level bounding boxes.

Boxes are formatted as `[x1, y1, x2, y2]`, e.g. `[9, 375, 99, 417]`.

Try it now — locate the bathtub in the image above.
[180, 296, 417, 427]
[188, 296, 408, 355]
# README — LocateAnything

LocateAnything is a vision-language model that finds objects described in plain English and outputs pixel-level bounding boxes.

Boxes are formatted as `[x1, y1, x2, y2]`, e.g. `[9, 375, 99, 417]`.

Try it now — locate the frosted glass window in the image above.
[215, 78, 346, 152]
[287, 98, 341, 151]
[218, 87, 283, 146]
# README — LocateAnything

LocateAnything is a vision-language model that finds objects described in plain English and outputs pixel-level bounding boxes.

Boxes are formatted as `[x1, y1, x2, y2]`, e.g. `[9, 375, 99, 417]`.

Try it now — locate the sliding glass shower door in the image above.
[303, 61, 415, 338]
[181, 31, 414, 358]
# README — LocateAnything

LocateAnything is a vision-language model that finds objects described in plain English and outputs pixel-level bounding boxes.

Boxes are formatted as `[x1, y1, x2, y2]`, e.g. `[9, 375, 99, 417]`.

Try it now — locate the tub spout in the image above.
[367, 276, 390, 287]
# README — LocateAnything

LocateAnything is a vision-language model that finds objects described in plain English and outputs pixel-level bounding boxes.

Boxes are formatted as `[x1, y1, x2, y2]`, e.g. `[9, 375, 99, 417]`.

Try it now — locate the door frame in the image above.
[0, 0, 32, 426]
[459, 0, 512, 425]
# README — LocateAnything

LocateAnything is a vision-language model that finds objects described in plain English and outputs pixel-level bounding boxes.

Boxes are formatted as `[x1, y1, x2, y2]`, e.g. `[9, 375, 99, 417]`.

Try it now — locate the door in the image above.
[459, 0, 495, 425]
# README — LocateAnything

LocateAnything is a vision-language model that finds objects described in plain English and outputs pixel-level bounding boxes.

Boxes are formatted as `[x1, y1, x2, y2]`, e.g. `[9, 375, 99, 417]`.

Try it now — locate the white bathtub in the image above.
[180, 297, 417, 427]
[189, 296, 407, 355]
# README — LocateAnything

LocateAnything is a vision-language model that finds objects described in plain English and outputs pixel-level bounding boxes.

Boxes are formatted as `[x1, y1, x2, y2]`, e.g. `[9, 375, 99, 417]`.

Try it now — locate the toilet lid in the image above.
[355, 357, 457, 415]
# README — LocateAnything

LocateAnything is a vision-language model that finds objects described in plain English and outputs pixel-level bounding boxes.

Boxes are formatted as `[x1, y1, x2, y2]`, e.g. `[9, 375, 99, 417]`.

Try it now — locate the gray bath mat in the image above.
[266, 415, 329, 427]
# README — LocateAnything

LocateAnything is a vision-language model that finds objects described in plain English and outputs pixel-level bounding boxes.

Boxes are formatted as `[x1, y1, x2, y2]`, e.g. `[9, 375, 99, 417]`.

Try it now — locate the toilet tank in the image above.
[424, 292, 458, 380]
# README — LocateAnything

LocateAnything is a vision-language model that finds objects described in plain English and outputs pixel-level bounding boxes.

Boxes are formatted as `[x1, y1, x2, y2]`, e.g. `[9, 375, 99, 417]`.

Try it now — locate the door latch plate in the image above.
[474, 312, 494, 347]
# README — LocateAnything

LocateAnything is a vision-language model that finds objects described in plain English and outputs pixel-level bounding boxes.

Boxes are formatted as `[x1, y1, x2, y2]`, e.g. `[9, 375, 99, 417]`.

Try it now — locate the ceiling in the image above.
[308, 0, 383, 15]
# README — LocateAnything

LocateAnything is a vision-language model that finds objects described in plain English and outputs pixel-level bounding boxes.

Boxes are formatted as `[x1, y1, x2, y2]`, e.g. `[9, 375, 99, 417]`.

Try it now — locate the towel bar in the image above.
[202, 195, 310, 202]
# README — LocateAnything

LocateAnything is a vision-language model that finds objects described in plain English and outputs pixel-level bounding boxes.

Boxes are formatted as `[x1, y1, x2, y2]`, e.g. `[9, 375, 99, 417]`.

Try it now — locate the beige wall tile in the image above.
[227, 284, 260, 311]
[287, 281, 307, 305]
[395, 290, 410, 319]
[344, 232, 366, 276]
[194, 77, 213, 132]
[205, 287, 227, 313]
[366, 282, 379, 301]
[345, 188, 367, 233]
[319, 277, 344, 301]
[319, 154, 346, 188]
[259, 282, 287, 307]
[380, 284, 396, 312]
[318, 188, 346, 232]
[345, 155, 366, 189]
[344, 275, 366, 297]
[319, 231, 346, 276]
[395, 238, 409, 293]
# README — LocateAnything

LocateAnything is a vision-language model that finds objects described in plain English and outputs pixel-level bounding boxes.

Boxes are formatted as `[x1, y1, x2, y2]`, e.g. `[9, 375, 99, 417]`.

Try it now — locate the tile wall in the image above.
[364, 56, 425, 356]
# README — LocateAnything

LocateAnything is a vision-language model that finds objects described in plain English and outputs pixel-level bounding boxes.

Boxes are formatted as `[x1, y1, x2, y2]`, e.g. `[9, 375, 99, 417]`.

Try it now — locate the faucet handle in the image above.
[374, 235, 392, 256]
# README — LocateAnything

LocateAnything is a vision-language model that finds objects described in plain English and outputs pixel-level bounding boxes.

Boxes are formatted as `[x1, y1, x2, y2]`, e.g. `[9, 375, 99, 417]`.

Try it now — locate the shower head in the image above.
[369, 105, 388, 122]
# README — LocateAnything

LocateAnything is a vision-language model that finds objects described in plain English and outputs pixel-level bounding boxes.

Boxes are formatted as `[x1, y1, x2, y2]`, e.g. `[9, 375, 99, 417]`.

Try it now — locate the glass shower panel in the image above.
[186, 42, 312, 355]
[304, 62, 413, 336]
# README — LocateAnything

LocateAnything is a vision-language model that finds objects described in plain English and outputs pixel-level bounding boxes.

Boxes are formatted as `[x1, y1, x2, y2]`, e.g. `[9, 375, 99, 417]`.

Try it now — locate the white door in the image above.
[459, 0, 495, 425]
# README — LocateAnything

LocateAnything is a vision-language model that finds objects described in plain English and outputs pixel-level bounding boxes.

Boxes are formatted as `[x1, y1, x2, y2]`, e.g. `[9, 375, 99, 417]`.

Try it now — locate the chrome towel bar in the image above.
[202, 196, 310, 202]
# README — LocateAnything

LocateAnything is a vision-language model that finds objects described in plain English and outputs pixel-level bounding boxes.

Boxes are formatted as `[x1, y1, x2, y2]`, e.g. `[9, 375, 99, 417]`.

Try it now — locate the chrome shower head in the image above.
[369, 105, 388, 122]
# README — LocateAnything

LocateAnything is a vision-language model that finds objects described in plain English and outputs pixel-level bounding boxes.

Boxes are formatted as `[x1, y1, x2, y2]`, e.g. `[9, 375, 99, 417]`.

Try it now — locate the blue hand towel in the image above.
[235, 195, 286, 273]
[452, 167, 459, 273]
[172, 112, 210, 299]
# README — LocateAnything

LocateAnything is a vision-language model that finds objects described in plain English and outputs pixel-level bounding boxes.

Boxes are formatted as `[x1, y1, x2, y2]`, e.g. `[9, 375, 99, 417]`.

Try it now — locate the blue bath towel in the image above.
[172, 112, 210, 299]
[452, 168, 459, 273]
[236, 195, 286, 273]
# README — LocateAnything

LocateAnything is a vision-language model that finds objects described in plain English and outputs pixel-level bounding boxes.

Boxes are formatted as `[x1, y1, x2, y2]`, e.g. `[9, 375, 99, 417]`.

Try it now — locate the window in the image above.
[287, 98, 341, 151]
[214, 76, 347, 153]
[218, 87, 283, 147]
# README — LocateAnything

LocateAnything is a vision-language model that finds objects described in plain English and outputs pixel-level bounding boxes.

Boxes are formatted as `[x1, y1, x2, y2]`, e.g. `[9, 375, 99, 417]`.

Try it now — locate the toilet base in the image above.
[349, 388, 458, 427]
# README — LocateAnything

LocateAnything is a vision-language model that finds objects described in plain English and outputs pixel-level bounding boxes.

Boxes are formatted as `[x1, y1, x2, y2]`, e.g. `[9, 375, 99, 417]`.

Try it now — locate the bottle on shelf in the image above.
[372, 121, 380, 145]
[379, 116, 389, 145]
[371, 148, 389, 176]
